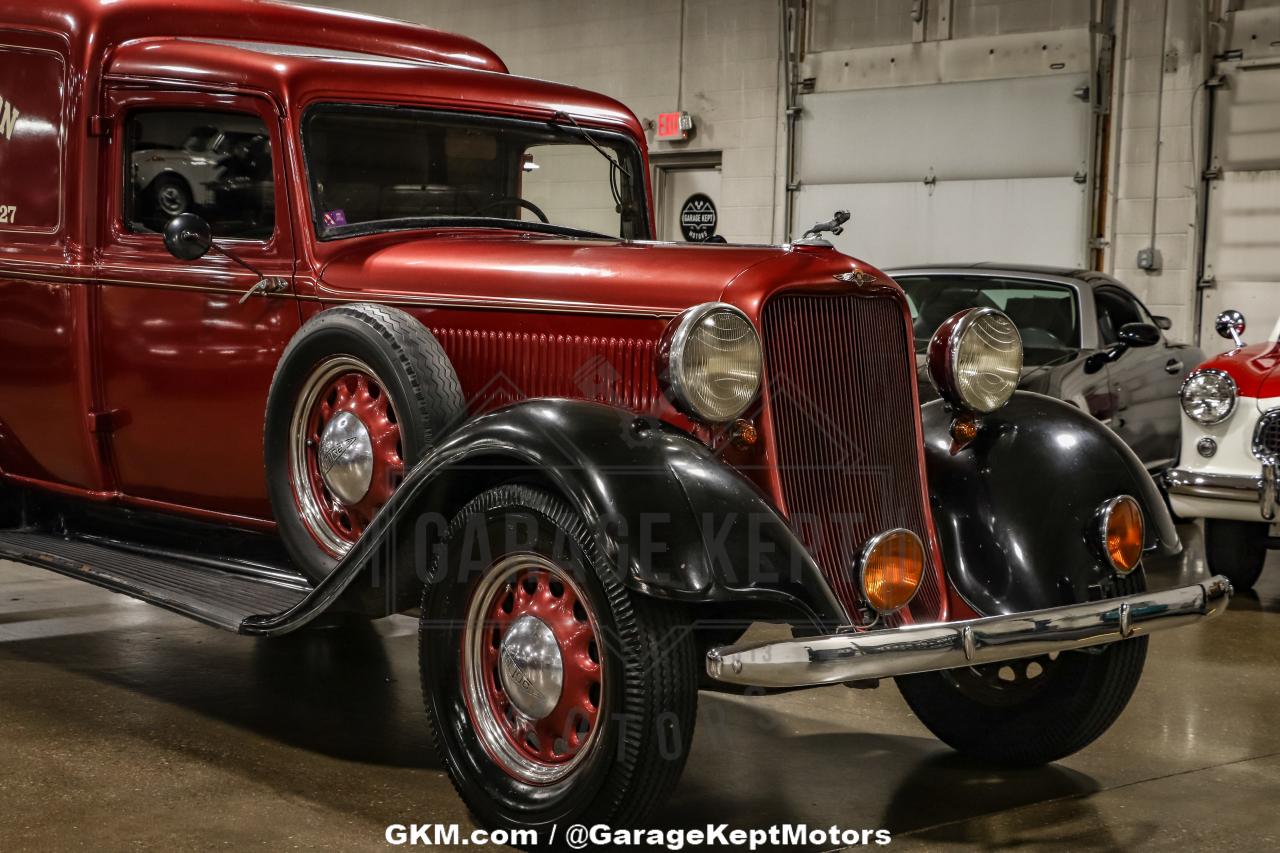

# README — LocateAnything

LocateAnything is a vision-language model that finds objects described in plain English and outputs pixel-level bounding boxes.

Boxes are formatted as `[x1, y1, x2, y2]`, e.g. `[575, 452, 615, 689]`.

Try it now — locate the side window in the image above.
[1095, 289, 1144, 344]
[124, 109, 274, 240]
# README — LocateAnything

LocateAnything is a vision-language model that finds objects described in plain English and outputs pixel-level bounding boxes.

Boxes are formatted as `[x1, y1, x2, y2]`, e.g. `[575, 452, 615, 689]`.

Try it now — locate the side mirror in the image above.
[163, 213, 213, 261]
[1215, 309, 1246, 347]
[1117, 322, 1161, 348]
[1152, 314, 1172, 331]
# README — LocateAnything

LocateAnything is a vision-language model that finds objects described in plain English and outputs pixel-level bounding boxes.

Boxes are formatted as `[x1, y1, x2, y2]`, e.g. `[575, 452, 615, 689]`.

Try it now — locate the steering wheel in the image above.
[471, 197, 549, 224]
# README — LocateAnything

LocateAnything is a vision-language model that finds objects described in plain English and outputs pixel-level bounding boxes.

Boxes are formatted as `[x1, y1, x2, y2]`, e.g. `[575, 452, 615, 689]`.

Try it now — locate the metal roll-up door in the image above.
[793, 73, 1092, 268]
[1200, 59, 1280, 350]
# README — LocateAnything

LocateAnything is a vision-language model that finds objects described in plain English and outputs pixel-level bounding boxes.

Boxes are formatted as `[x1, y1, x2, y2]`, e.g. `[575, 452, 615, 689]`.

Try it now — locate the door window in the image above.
[124, 110, 275, 239]
[1096, 288, 1149, 344]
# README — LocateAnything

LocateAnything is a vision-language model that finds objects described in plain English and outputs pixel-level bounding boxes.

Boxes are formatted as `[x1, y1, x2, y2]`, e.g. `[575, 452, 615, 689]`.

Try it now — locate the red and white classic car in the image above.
[1167, 310, 1280, 591]
[0, 0, 1230, 833]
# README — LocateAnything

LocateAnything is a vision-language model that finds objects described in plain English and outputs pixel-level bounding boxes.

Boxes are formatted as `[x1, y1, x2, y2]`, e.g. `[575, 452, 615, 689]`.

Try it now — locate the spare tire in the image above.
[264, 304, 464, 581]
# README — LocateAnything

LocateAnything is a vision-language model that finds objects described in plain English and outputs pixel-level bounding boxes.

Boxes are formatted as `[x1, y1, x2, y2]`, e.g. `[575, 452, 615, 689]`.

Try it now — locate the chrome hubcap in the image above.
[498, 615, 564, 720]
[463, 554, 605, 785]
[318, 411, 373, 504]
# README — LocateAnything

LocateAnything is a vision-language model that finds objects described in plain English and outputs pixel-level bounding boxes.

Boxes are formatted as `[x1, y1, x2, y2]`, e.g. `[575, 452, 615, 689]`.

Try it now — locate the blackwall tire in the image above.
[264, 304, 463, 581]
[896, 574, 1149, 766]
[420, 485, 698, 831]
[1205, 519, 1268, 593]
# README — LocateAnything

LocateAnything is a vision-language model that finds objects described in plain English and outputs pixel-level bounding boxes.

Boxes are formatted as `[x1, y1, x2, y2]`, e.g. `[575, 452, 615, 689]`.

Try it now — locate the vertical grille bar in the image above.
[762, 292, 947, 625]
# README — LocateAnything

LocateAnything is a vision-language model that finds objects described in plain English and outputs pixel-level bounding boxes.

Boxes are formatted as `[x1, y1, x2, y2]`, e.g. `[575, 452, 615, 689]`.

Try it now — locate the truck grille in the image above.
[1255, 409, 1280, 462]
[761, 291, 947, 625]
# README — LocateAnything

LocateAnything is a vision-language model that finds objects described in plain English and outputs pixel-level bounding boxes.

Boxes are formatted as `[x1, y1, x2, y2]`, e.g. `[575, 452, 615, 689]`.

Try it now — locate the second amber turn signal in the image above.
[1099, 495, 1144, 574]
[859, 529, 926, 615]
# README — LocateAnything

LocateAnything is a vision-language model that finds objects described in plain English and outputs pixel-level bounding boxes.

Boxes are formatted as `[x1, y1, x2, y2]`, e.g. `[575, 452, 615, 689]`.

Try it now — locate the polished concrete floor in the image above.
[0, 523, 1277, 852]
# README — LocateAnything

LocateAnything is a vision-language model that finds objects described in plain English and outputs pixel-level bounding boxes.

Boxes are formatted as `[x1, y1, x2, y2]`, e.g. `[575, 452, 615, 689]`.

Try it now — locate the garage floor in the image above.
[0, 523, 1276, 852]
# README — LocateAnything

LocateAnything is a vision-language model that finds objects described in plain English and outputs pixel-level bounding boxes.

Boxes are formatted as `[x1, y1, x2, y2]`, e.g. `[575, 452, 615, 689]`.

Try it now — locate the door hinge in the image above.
[88, 115, 112, 137]
[87, 409, 127, 433]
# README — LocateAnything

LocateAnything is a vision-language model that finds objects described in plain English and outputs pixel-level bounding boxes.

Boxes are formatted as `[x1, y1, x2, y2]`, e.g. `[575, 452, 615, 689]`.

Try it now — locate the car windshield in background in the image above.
[302, 105, 648, 241]
[897, 275, 1082, 367]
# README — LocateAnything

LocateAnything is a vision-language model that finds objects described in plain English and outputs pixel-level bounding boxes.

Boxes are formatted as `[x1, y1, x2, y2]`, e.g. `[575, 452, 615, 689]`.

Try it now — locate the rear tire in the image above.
[420, 485, 698, 830]
[896, 574, 1148, 766]
[1204, 519, 1268, 593]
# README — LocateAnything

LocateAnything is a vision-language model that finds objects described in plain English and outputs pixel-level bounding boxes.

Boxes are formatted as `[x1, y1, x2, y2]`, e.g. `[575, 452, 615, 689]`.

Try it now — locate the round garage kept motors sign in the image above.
[679, 193, 718, 242]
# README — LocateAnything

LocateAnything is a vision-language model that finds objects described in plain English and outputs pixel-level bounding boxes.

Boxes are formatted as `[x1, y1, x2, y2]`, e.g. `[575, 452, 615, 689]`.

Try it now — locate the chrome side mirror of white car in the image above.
[1215, 309, 1246, 348]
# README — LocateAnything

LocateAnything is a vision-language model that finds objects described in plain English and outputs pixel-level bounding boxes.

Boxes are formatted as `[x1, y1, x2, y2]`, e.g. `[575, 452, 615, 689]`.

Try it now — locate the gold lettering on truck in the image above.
[0, 96, 20, 140]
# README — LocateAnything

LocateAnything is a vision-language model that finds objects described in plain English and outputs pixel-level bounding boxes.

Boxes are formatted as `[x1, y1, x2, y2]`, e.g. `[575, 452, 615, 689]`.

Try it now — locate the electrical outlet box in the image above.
[1137, 247, 1161, 271]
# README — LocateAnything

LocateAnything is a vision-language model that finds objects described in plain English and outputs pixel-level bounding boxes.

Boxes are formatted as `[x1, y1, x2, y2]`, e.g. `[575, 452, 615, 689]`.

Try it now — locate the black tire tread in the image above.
[274, 303, 465, 445]
[896, 573, 1150, 766]
[1204, 519, 1268, 593]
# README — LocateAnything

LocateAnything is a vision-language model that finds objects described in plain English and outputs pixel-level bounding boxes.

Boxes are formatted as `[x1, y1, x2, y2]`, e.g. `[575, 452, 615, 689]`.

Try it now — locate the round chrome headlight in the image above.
[659, 303, 762, 423]
[1180, 369, 1237, 425]
[926, 308, 1023, 413]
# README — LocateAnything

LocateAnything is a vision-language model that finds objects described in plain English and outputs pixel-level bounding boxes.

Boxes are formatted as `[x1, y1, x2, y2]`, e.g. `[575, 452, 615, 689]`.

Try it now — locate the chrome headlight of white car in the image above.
[659, 303, 762, 423]
[1180, 369, 1237, 425]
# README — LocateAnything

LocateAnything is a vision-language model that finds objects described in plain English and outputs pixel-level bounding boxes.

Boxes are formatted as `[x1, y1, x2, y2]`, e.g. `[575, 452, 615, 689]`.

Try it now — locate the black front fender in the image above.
[245, 399, 844, 634]
[923, 392, 1180, 617]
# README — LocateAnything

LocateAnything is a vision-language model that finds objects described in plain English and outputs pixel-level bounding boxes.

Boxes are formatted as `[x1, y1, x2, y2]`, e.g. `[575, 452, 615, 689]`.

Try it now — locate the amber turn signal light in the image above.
[859, 529, 926, 615]
[1099, 495, 1144, 574]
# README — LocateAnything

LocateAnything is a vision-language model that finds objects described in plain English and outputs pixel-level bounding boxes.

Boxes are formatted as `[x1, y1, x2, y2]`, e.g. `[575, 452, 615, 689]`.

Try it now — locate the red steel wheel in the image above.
[462, 554, 605, 785]
[289, 356, 405, 556]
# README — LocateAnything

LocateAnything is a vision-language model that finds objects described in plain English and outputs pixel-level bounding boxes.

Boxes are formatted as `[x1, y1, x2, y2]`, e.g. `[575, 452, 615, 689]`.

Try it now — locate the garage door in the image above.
[793, 73, 1092, 269]
[1201, 60, 1280, 352]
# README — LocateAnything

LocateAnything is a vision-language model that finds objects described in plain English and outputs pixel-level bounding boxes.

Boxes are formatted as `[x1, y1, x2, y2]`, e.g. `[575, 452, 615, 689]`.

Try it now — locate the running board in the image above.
[0, 529, 312, 632]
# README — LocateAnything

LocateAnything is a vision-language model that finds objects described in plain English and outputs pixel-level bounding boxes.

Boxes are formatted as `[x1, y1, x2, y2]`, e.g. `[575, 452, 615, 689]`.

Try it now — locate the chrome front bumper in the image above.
[1165, 466, 1276, 520]
[705, 576, 1232, 689]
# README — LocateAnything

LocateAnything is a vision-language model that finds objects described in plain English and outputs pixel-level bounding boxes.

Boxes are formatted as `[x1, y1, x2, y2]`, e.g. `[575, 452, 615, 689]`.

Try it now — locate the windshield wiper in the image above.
[549, 111, 635, 217]
[319, 215, 614, 242]
[550, 111, 632, 181]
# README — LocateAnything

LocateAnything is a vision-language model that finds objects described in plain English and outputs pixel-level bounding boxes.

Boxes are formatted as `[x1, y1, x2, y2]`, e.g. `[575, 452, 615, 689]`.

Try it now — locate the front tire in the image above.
[1205, 519, 1269, 592]
[896, 575, 1148, 766]
[420, 485, 698, 830]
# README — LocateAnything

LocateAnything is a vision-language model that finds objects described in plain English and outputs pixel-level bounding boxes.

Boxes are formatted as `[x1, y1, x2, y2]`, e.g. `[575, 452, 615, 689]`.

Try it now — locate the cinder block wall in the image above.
[1104, 0, 1207, 342]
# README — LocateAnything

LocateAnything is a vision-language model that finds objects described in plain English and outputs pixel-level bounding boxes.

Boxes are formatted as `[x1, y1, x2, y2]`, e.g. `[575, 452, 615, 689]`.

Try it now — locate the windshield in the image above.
[302, 105, 649, 240]
[897, 275, 1082, 367]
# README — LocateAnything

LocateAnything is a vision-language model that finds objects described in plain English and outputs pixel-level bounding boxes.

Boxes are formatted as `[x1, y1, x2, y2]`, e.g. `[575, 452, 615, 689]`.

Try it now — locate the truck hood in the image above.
[315, 231, 870, 317]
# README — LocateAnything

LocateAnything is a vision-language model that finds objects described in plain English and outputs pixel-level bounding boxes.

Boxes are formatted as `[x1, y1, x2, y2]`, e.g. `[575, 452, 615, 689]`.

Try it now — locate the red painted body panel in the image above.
[1193, 343, 1280, 398]
[0, 277, 103, 487]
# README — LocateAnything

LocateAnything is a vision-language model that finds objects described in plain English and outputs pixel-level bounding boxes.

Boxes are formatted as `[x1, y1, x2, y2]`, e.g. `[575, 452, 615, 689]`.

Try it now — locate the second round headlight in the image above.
[660, 303, 762, 423]
[1180, 369, 1237, 425]
[927, 307, 1024, 413]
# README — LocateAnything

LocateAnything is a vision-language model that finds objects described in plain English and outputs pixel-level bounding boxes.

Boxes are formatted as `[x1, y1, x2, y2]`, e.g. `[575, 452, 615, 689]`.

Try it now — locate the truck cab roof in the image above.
[106, 37, 643, 133]
[18, 0, 641, 131]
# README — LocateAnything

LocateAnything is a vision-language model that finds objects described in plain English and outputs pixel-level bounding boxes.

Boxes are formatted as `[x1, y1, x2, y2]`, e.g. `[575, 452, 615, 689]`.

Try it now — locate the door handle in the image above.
[1165, 359, 1183, 375]
[239, 276, 289, 304]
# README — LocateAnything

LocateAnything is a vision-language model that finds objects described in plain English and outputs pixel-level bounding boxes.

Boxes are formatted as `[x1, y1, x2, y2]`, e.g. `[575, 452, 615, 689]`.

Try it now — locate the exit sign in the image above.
[656, 111, 693, 141]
